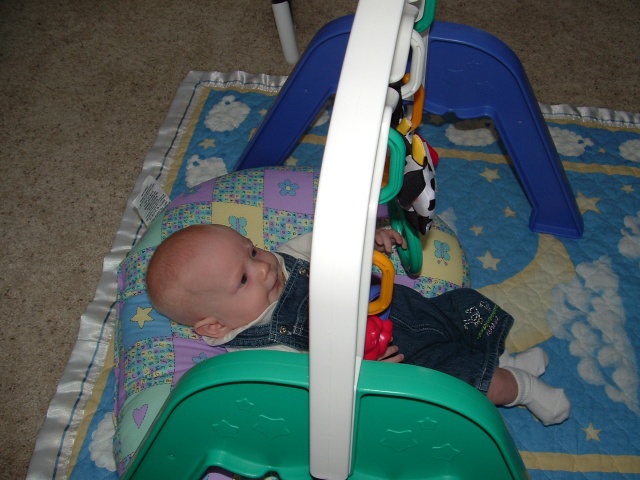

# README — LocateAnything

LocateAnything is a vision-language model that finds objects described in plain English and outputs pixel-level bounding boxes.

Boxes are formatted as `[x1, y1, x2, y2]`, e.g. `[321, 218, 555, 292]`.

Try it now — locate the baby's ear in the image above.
[193, 317, 228, 338]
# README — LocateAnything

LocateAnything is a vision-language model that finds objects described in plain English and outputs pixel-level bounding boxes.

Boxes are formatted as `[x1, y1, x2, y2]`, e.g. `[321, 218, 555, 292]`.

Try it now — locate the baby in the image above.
[147, 223, 571, 426]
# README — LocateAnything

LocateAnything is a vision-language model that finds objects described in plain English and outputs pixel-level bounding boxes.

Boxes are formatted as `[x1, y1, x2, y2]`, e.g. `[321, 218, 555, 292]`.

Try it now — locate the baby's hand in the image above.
[378, 344, 404, 363]
[374, 228, 407, 254]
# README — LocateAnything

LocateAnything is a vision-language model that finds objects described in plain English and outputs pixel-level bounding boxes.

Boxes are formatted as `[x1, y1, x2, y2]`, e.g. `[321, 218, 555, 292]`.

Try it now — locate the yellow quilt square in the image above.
[419, 228, 464, 285]
[210, 202, 265, 247]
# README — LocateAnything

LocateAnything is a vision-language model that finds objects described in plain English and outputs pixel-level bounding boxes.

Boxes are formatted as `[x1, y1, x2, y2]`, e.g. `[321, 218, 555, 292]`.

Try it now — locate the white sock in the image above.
[504, 366, 571, 426]
[499, 347, 549, 377]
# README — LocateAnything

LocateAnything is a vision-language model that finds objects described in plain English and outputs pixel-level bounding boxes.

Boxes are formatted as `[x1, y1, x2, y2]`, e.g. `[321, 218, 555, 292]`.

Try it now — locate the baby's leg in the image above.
[487, 367, 519, 405]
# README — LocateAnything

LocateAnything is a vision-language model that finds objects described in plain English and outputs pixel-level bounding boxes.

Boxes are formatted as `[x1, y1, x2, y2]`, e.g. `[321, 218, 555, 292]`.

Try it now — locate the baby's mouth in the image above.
[272, 267, 282, 293]
[273, 267, 285, 294]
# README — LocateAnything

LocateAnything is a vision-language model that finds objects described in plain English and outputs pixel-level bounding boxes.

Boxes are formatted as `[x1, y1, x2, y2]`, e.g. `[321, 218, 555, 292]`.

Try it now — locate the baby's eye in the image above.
[251, 248, 258, 258]
[240, 274, 248, 285]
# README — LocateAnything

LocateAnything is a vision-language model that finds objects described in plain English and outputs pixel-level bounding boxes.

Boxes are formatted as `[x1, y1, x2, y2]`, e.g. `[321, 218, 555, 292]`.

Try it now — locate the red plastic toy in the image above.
[364, 315, 393, 360]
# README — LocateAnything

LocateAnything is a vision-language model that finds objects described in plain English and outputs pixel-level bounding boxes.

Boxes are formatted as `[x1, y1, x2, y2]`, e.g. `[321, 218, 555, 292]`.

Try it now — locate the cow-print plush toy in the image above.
[397, 131, 437, 235]
[390, 82, 438, 236]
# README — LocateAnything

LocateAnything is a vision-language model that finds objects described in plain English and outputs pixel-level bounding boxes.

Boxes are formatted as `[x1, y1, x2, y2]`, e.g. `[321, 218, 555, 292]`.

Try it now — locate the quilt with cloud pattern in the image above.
[28, 71, 640, 480]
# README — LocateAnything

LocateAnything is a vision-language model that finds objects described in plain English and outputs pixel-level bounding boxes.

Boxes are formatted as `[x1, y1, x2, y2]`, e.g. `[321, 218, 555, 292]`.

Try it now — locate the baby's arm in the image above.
[373, 229, 406, 364]
[374, 228, 407, 254]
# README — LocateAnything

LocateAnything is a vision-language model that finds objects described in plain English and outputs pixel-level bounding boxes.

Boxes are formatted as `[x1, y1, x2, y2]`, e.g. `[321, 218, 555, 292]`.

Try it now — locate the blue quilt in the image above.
[28, 71, 640, 479]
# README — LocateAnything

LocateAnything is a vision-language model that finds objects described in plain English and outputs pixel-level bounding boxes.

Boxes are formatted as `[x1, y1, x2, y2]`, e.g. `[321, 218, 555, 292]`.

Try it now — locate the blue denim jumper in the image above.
[225, 253, 513, 394]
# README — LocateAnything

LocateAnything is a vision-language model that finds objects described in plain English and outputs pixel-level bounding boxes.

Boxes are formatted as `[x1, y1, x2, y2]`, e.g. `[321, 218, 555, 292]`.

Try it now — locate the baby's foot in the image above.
[504, 367, 571, 426]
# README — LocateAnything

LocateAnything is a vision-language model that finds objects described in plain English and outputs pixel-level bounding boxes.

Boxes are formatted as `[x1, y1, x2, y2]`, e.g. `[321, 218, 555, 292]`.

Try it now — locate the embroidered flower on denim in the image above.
[279, 179, 299, 197]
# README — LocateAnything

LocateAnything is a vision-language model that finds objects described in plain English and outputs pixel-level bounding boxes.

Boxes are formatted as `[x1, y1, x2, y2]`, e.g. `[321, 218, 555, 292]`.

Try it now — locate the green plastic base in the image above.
[122, 350, 528, 480]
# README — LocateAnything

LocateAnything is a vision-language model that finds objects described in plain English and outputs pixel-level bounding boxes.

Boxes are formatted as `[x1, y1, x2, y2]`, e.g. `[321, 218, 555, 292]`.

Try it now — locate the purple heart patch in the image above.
[133, 403, 149, 428]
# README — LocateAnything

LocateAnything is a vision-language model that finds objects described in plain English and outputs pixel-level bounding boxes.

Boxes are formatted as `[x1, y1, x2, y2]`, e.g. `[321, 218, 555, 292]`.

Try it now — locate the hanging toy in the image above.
[388, 81, 438, 237]
[397, 132, 438, 235]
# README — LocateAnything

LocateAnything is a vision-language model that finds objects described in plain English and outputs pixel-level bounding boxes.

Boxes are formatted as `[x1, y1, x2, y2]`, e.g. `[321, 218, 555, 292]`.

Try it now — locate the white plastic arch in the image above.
[309, 1, 425, 477]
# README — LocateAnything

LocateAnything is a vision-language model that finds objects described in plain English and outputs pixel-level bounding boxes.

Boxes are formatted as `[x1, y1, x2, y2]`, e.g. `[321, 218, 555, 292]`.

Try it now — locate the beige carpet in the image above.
[1, 1, 638, 478]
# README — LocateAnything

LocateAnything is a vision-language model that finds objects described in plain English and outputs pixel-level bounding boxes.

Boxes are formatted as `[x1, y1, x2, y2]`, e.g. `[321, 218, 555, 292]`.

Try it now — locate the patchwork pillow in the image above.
[113, 166, 470, 476]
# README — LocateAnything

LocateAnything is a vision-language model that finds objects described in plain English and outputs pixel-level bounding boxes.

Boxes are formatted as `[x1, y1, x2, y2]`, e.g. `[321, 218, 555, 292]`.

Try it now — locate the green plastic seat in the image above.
[122, 350, 528, 479]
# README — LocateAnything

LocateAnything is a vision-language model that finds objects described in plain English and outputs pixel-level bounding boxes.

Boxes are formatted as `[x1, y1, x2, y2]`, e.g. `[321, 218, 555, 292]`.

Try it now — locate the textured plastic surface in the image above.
[121, 351, 528, 480]
[424, 22, 583, 238]
[237, 18, 583, 239]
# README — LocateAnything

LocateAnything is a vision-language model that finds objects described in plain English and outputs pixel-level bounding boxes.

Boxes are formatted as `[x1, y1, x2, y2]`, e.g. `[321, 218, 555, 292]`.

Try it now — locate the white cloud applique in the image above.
[312, 108, 330, 127]
[437, 207, 458, 234]
[548, 126, 594, 157]
[186, 154, 228, 188]
[620, 211, 640, 270]
[205, 95, 250, 132]
[547, 256, 639, 415]
[89, 413, 117, 472]
[445, 119, 499, 147]
[619, 138, 640, 163]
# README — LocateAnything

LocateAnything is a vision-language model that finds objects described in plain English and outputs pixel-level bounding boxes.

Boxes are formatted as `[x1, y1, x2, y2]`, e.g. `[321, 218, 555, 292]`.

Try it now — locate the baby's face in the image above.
[185, 225, 285, 332]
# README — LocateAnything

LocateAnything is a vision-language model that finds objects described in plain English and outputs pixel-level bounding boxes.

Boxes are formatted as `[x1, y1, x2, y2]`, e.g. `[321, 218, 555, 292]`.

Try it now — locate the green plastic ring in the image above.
[388, 199, 423, 276]
[414, 0, 437, 33]
[379, 129, 406, 204]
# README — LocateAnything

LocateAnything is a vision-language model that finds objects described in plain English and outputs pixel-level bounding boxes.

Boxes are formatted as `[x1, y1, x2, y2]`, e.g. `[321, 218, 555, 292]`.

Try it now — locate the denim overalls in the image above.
[226, 253, 513, 394]
[387, 286, 513, 393]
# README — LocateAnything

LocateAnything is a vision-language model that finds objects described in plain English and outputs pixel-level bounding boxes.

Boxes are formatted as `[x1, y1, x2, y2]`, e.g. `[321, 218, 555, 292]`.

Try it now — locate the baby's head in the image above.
[147, 224, 285, 338]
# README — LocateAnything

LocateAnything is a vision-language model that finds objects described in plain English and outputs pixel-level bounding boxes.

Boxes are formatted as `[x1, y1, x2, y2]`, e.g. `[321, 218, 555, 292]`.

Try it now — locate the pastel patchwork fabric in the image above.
[28, 71, 640, 480]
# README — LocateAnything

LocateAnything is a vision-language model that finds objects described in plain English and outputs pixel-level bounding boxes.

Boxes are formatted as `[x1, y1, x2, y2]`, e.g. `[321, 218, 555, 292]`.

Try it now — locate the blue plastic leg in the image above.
[424, 22, 583, 238]
[234, 15, 352, 170]
[236, 17, 584, 238]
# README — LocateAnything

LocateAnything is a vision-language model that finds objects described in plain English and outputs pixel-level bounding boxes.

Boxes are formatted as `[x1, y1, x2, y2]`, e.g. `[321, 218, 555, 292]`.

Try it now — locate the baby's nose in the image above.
[256, 259, 270, 278]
